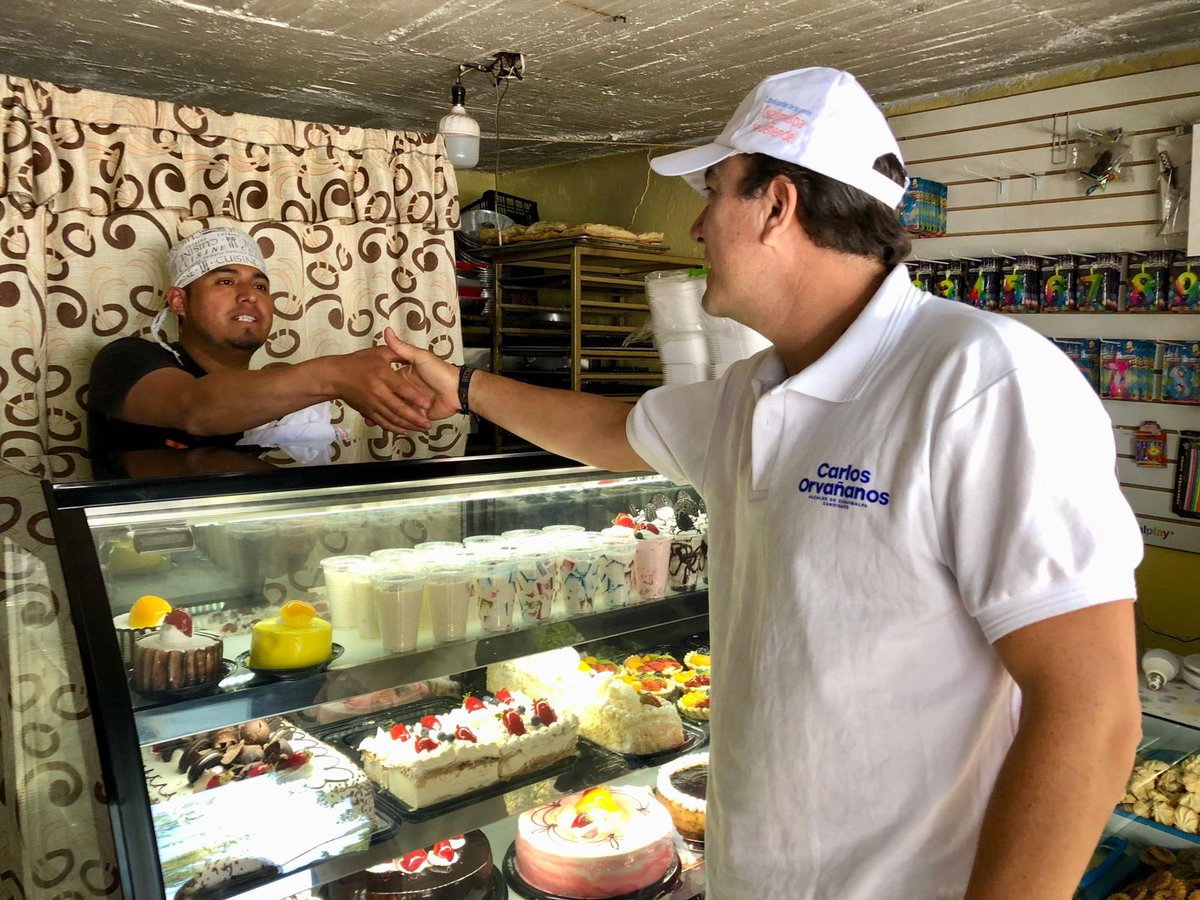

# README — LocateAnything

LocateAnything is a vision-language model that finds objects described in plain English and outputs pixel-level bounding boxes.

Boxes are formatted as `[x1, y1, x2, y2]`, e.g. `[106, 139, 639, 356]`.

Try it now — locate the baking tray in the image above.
[476, 236, 671, 255]
[314, 697, 629, 823]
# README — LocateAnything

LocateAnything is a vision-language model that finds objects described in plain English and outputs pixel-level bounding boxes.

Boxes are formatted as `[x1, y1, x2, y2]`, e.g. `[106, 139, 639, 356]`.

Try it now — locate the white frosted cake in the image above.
[488, 648, 685, 755]
[357, 691, 578, 809]
[515, 785, 676, 899]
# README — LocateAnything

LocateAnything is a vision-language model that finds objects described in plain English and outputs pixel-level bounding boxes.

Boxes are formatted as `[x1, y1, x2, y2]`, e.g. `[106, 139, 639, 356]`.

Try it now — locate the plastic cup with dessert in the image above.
[597, 538, 637, 609]
[425, 564, 472, 643]
[633, 532, 672, 601]
[501, 528, 542, 539]
[370, 547, 420, 567]
[462, 534, 505, 547]
[472, 559, 518, 633]
[513, 550, 557, 625]
[319, 554, 371, 629]
[371, 566, 426, 653]
[558, 536, 602, 616]
[668, 530, 705, 590]
[540, 524, 586, 534]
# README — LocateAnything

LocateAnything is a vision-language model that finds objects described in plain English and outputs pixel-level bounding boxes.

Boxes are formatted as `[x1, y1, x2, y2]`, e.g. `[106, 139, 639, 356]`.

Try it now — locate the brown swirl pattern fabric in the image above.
[0, 73, 467, 897]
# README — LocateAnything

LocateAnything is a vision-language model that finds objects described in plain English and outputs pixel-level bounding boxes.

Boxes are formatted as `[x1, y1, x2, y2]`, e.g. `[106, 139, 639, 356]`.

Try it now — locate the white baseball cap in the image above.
[168, 227, 267, 288]
[651, 67, 906, 209]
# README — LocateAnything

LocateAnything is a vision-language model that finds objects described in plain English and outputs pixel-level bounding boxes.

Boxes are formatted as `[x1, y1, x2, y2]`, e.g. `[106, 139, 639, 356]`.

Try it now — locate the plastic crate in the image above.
[464, 189, 539, 226]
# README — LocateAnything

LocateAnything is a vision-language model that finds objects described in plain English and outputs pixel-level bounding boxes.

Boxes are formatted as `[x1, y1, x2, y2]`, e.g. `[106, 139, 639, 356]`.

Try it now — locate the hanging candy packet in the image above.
[1074, 127, 1132, 195]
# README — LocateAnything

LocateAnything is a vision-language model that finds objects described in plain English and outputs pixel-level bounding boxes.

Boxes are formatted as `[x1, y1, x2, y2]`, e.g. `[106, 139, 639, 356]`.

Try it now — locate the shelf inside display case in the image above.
[42, 451, 712, 900]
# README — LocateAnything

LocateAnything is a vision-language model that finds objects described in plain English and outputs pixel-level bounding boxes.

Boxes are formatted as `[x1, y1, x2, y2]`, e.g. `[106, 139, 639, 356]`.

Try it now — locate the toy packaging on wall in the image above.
[1100, 339, 1157, 400]
[1041, 255, 1079, 312]
[1050, 338, 1101, 393]
[1159, 341, 1200, 404]
[935, 261, 967, 304]
[1077, 253, 1122, 311]
[969, 257, 1000, 310]
[1128, 250, 1175, 312]
[911, 261, 935, 294]
[899, 177, 948, 236]
[1133, 421, 1168, 468]
[1172, 257, 1200, 312]
[998, 255, 1041, 312]
[1172, 431, 1200, 519]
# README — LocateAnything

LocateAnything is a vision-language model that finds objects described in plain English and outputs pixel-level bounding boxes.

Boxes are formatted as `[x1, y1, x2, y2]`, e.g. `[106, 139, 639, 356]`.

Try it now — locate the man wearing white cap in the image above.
[383, 68, 1141, 898]
[88, 226, 420, 464]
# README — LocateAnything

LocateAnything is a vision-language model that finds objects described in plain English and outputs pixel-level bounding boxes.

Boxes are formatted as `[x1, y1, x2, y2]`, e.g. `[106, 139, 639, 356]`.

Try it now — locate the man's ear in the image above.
[761, 174, 799, 246]
[165, 286, 187, 318]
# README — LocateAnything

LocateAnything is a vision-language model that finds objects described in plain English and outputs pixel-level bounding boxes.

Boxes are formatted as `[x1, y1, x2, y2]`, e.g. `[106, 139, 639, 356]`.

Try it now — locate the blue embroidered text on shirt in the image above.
[798, 462, 890, 509]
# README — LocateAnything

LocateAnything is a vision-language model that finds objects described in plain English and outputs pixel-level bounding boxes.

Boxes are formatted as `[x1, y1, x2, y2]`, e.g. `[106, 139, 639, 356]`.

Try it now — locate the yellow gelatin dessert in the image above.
[249, 600, 332, 670]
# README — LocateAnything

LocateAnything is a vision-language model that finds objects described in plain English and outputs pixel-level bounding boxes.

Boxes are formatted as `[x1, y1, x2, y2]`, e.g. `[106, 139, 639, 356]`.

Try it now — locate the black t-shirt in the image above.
[87, 336, 248, 459]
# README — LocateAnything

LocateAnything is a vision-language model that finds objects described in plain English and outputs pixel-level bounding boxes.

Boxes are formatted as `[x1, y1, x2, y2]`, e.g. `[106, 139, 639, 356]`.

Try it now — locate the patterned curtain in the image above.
[0, 74, 467, 480]
[0, 74, 467, 899]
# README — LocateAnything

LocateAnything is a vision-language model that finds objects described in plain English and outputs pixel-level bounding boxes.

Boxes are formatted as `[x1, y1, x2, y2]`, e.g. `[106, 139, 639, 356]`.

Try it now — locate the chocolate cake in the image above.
[655, 751, 708, 842]
[131, 609, 223, 693]
[366, 831, 493, 899]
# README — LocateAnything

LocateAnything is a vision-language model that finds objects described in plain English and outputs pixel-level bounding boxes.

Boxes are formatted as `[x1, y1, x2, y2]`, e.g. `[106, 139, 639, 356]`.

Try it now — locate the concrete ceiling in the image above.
[1, 0, 1199, 170]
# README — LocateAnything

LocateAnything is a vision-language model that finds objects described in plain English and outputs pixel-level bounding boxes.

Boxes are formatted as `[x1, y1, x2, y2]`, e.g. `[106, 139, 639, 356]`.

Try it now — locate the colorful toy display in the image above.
[1100, 339, 1157, 400]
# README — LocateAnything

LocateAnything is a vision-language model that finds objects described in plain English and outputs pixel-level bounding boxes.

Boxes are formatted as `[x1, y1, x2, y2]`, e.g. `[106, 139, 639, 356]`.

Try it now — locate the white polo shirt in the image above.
[627, 264, 1141, 899]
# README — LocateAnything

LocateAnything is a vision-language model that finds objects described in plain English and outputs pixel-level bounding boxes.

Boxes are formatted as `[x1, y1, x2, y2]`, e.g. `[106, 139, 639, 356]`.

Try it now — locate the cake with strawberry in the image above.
[487, 648, 686, 756]
[365, 830, 493, 899]
[132, 610, 224, 693]
[142, 716, 375, 820]
[514, 785, 676, 899]
[357, 691, 578, 810]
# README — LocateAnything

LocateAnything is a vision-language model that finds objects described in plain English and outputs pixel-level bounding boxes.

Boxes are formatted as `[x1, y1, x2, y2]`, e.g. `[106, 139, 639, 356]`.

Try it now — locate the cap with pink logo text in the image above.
[650, 67, 905, 209]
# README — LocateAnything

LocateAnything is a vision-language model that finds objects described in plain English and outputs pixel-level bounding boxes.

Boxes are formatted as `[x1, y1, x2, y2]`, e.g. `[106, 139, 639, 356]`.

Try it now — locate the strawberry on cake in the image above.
[364, 830, 493, 899]
[514, 785, 676, 899]
[357, 691, 577, 809]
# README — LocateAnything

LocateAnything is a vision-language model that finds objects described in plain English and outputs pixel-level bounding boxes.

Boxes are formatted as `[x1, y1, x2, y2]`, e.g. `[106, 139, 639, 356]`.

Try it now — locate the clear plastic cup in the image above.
[633, 533, 671, 600]
[319, 554, 370, 628]
[228, 521, 276, 594]
[462, 534, 504, 547]
[370, 547, 419, 566]
[415, 541, 464, 553]
[501, 529, 541, 539]
[425, 565, 471, 643]
[559, 539, 601, 616]
[372, 567, 426, 653]
[472, 560, 517, 633]
[514, 551, 557, 625]
[668, 530, 705, 590]
[350, 559, 382, 639]
[596, 538, 637, 609]
[541, 524, 585, 534]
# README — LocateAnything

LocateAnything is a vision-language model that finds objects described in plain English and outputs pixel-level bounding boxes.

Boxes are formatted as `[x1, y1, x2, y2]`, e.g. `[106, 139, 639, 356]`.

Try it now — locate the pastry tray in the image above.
[313, 697, 629, 823]
[475, 236, 671, 255]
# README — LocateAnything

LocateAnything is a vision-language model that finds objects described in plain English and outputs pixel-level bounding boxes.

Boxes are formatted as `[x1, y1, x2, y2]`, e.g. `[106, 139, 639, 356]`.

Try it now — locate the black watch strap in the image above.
[458, 365, 476, 415]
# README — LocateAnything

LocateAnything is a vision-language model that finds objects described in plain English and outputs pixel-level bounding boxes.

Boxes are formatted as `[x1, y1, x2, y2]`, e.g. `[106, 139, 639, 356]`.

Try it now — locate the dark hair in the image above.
[737, 153, 911, 267]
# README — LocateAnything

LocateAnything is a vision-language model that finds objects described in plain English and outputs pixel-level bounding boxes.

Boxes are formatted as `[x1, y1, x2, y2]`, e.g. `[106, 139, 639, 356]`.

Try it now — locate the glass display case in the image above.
[42, 451, 711, 899]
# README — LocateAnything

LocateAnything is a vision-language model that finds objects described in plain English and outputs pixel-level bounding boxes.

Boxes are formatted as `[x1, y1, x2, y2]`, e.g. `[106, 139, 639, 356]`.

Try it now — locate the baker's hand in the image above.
[332, 343, 436, 433]
[382, 327, 463, 427]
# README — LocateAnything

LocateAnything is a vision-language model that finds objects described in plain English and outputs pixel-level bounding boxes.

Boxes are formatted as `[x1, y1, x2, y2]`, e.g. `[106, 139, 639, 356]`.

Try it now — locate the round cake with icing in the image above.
[248, 600, 332, 669]
[515, 785, 674, 899]
[654, 751, 707, 842]
[366, 831, 492, 899]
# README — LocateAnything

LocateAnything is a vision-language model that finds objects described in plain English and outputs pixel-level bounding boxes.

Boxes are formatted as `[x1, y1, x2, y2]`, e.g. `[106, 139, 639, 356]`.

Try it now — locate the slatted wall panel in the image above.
[889, 66, 1200, 553]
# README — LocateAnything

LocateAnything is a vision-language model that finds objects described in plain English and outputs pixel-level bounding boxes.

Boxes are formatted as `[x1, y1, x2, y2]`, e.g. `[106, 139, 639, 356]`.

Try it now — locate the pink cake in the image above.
[514, 785, 675, 899]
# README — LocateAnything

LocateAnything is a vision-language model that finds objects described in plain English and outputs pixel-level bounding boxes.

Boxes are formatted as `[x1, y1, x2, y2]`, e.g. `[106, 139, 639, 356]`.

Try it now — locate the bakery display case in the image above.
[42, 451, 711, 899]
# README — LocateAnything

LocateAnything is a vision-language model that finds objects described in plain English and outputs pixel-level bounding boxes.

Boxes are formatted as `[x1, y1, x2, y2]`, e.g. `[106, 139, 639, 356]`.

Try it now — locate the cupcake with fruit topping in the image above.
[671, 669, 711, 694]
[132, 609, 224, 693]
[624, 652, 683, 678]
[579, 655, 621, 675]
[113, 595, 172, 667]
[682, 650, 710, 673]
[677, 689, 710, 722]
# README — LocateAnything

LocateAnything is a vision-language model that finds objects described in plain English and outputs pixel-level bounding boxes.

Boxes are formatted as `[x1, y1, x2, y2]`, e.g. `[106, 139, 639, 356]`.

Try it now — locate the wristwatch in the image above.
[458, 365, 476, 416]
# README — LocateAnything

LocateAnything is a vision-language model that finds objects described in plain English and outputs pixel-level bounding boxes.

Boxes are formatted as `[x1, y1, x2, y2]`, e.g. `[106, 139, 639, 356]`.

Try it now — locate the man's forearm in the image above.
[963, 700, 1139, 898]
[468, 370, 648, 471]
[175, 357, 338, 435]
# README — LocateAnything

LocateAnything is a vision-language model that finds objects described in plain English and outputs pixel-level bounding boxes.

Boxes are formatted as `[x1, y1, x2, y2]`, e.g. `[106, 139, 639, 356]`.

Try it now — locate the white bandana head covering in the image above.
[168, 227, 267, 288]
[154, 228, 268, 361]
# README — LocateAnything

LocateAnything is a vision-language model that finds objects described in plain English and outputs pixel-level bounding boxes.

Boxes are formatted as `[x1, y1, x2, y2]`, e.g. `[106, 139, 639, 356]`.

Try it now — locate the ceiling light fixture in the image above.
[437, 51, 525, 170]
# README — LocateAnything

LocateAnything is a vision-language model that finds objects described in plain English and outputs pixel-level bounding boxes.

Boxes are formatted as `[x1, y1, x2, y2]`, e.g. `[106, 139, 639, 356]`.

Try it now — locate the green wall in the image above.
[457, 150, 705, 260]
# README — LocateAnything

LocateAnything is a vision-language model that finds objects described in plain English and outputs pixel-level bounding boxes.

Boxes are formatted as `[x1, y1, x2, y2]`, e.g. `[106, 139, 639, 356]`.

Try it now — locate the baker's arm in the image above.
[119, 346, 429, 436]
[383, 327, 648, 472]
[963, 600, 1141, 899]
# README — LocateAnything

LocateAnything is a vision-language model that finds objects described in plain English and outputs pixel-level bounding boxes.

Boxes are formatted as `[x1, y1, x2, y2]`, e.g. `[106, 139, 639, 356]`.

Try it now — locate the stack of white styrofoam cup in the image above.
[644, 269, 709, 385]
[699, 305, 772, 379]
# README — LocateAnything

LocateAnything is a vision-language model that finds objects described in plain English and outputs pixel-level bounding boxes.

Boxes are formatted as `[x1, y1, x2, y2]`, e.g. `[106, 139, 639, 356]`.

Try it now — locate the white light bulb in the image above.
[437, 103, 480, 170]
